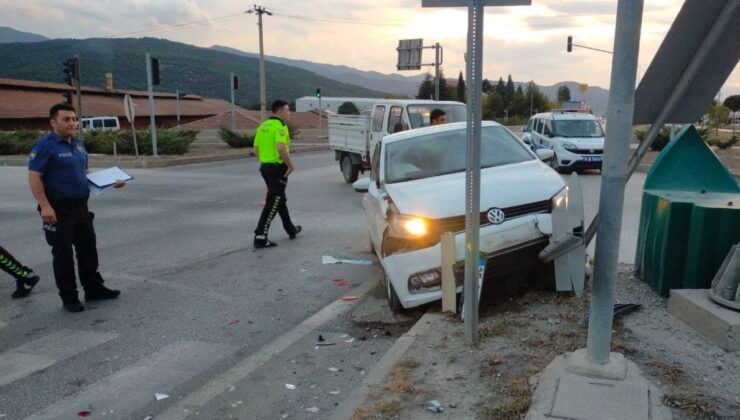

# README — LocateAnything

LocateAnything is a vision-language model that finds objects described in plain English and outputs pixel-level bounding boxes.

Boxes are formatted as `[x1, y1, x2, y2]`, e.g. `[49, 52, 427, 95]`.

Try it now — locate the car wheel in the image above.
[384, 272, 403, 312]
[341, 154, 359, 184]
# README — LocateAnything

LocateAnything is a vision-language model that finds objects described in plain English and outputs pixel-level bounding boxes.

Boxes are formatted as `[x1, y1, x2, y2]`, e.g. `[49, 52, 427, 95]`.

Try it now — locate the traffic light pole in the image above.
[75, 56, 83, 140]
[318, 94, 322, 138]
[145, 52, 158, 157]
[230, 73, 236, 131]
[434, 43, 441, 101]
[176, 89, 181, 129]
[248, 6, 271, 122]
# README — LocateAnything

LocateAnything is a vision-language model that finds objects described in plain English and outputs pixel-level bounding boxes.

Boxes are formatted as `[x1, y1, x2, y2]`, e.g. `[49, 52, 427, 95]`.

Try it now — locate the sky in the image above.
[1, 0, 738, 95]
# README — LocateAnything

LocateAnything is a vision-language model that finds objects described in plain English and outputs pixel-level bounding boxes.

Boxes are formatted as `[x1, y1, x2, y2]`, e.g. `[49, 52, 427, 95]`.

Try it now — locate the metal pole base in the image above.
[566, 348, 627, 380]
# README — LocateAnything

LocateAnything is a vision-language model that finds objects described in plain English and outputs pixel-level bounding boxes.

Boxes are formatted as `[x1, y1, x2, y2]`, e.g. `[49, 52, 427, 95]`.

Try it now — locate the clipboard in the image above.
[87, 166, 133, 196]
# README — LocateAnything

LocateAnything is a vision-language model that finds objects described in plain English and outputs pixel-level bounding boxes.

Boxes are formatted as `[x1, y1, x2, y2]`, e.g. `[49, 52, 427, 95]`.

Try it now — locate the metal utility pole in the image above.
[74, 56, 83, 140]
[230, 73, 237, 131]
[176, 89, 181, 128]
[248, 5, 272, 121]
[434, 43, 441, 101]
[145, 52, 158, 157]
[586, 0, 643, 364]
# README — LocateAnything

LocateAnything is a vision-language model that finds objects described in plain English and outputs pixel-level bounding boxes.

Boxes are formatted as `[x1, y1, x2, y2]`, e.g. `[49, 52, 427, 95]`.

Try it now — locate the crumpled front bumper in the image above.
[381, 214, 552, 308]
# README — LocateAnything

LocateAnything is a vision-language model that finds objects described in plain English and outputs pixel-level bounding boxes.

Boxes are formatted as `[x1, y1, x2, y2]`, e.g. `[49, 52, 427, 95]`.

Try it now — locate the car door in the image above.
[369, 105, 386, 154]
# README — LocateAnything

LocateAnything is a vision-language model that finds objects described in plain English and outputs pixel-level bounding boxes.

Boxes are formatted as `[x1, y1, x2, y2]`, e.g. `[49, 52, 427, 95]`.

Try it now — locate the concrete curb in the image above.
[0, 144, 330, 169]
[330, 310, 440, 420]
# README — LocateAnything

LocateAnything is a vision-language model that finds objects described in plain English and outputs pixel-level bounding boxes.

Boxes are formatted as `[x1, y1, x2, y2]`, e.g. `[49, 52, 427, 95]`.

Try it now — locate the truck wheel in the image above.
[341, 154, 359, 183]
[384, 272, 403, 312]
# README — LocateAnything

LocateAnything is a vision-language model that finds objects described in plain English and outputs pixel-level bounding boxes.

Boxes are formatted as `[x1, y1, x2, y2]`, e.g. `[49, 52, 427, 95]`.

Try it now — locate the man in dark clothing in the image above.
[0, 245, 40, 298]
[28, 103, 125, 312]
[253, 100, 301, 248]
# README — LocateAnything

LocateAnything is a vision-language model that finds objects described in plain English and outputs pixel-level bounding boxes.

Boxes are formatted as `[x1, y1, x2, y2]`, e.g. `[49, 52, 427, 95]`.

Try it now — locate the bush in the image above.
[634, 125, 711, 151]
[706, 136, 739, 150]
[0, 129, 196, 156]
[0, 130, 43, 155]
[218, 126, 253, 148]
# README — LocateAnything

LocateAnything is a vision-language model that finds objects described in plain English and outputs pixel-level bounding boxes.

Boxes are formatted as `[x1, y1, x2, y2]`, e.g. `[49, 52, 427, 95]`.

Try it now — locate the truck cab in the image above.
[329, 100, 466, 183]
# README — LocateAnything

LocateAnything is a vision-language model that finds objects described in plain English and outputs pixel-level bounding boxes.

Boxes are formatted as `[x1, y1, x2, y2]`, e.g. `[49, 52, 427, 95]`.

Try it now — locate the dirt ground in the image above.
[352, 264, 740, 420]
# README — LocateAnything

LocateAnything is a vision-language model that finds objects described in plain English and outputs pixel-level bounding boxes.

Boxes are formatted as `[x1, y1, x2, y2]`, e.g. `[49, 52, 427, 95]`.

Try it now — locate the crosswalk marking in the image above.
[0, 329, 116, 388]
[27, 341, 238, 420]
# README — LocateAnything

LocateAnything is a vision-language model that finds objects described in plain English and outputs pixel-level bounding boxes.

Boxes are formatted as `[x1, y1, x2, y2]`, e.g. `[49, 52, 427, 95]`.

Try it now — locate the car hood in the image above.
[559, 137, 604, 148]
[384, 160, 565, 219]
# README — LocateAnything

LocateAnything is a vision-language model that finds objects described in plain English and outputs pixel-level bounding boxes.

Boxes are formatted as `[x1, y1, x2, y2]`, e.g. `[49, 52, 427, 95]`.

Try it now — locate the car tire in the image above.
[548, 151, 562, 173]
[341, 154, 359, 184]
[384, 272, 403, 312]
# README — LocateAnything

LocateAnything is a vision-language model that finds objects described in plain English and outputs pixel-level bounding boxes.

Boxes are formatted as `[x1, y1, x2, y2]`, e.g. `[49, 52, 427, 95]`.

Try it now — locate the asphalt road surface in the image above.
[0, 153, 646, 419]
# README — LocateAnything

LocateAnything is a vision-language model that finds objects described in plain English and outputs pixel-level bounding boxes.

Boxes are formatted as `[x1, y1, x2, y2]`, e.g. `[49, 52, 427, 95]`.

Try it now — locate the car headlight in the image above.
[389, 214, 429, 238]
[551, 187, 568, 210]
[562, 141, 578, 151]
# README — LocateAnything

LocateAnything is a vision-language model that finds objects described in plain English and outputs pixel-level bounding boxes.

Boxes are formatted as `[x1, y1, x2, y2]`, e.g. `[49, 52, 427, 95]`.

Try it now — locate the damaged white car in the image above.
[355, 121, 584, 311]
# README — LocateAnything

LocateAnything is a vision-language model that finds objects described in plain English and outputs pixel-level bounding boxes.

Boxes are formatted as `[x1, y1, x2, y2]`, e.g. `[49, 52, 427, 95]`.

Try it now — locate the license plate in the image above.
[583, 156, 602, 162]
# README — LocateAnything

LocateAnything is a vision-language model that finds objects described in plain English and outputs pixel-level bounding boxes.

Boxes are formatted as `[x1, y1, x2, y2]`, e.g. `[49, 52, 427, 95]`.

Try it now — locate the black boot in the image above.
[289, 225, 302, 240]
[60, 292, 85, 313]
[11, 273, 40, 299]
[254, 235, 278, 249]
[85, 284, 121, 301]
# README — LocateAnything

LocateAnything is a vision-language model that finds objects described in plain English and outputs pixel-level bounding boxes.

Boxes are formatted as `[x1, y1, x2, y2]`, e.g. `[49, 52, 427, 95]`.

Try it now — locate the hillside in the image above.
[0, 37, 389, 106]
[211, 45, 425, 98]
[0, 27, 48, 43]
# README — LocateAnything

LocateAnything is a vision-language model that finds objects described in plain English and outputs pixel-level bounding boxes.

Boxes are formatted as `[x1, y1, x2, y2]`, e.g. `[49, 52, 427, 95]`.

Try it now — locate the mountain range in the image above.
[0, 26, 609, 114]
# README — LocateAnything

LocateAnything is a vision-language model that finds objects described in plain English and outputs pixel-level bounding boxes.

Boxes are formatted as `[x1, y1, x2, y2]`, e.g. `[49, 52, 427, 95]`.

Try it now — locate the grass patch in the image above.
[645, 359, 685, 384]
[483, 377, 533, 420]
[663, 392, 720, 418]
[375, 399, 401, 416]
[479, 318, 524, 338]
[480, 353, 503, 377]
[398, 358, 420, 369]
[384, 367, 415, 394]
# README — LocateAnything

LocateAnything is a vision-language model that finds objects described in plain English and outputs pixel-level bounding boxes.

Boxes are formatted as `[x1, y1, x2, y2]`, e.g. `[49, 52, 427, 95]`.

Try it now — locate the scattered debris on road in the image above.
[427, 400, 444, 413]
[322, 255, 373, 265]
[154, 393, 169, 401]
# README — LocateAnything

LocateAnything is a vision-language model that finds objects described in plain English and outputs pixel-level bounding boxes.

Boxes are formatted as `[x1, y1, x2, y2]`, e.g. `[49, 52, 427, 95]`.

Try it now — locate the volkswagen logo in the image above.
[487, 208, 506, 225]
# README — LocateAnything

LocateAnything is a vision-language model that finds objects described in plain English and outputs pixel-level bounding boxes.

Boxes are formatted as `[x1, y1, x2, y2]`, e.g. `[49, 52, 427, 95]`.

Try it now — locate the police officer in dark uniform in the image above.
[253, 100, 301, 248]
[28, 103, 125, 312]
[0, 245, 40, 298]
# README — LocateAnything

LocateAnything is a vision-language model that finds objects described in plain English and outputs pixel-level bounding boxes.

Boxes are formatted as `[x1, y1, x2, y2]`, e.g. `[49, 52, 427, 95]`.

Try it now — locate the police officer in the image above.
[28, 103, 125, 312]
[0, 245, 40, 298]
[253, 100, 301, 248]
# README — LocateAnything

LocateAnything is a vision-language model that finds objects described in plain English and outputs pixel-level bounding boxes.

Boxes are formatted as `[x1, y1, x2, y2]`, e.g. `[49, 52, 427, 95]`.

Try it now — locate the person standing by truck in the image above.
[253, 100, 302, 248]
[0, 245, 40, 298]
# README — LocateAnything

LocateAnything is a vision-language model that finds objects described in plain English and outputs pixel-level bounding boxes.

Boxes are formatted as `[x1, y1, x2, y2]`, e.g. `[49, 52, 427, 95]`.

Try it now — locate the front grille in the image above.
[453, 236, 550, 283]
[435, 200, 550, 233]
[569, 149, 603, 155]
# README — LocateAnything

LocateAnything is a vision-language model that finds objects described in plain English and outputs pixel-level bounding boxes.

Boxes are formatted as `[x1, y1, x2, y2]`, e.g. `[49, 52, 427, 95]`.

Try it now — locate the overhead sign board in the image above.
[422, 0, 530, 7]
[397, 38, 423, 71]
[633, 0, 740, 124]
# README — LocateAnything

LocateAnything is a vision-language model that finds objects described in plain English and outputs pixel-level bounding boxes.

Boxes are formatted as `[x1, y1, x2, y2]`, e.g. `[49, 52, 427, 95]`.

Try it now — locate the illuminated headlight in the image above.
[551, 187, 568, 209]
[562, 141, 578, 151]
[408, 268, 442, 293]
[389, 214, 429, 238]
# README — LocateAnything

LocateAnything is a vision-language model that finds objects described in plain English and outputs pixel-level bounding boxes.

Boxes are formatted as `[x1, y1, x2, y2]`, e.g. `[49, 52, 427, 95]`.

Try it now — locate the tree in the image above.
[557, 85, 571, 103]
[724, 95, 740, 134]
[510, 86, 528, 118]
[416, 73, 435, 100]
[504, 75, 515, 109]
[482, 78, 492, 93]
[524, 81, 550, 117]
[456, 71, 466, 103]
[484, 91, 504, 120]
[495, 78, 506, 102]
[438, 69, 454, 101]
[707, 100, 730, 134]
[338, 101, 360, 115]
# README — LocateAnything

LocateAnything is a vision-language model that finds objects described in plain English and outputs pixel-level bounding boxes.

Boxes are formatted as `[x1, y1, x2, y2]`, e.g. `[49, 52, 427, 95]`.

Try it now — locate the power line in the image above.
[104, 11, 247, 38]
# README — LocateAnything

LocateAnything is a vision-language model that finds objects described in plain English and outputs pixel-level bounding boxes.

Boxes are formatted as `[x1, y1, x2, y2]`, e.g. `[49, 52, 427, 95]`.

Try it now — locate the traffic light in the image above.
[315, 88, 321, 99]
[62, 91, 73, 104]
[63, 57, 79, 86]
[567, 36, 573, 53]
[151, 57, 161, 85]
[233, 75, 239, 90]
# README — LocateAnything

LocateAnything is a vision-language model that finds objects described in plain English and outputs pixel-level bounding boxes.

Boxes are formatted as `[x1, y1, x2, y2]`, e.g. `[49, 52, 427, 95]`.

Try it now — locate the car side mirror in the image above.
[536, 149, 555, 161]
[353, 177, 371, 192]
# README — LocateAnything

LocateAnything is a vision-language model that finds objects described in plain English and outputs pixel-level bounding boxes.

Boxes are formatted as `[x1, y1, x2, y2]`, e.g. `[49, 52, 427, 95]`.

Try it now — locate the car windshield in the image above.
[384, 126, 534, 183]
[406, 104, 467, 128]
[552, 119, 604, 138]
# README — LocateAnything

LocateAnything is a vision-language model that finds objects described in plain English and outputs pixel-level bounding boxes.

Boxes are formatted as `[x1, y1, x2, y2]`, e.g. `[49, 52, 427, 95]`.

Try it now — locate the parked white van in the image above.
[81, 116, 120, 132]
[523, 110, 604, 173]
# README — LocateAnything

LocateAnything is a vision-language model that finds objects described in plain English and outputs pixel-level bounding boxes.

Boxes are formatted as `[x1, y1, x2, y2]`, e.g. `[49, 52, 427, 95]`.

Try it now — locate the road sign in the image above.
[422, 0, 530, 6]
[579, 83, 588, 93]
[396, 39, 423, 70]
[123, 94, 135, 123]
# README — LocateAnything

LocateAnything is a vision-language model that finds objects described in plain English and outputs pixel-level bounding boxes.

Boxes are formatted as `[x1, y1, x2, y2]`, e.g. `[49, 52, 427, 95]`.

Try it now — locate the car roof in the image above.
[382, 120, 504, 144]
[531, 111, 598, 121]
[376, 100, 465, 106]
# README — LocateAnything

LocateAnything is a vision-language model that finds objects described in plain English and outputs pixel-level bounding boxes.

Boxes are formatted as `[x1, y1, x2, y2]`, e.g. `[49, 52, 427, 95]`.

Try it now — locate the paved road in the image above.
[0, 154, 647, 419]
[0, 152, 395, 419]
